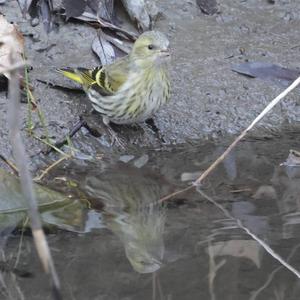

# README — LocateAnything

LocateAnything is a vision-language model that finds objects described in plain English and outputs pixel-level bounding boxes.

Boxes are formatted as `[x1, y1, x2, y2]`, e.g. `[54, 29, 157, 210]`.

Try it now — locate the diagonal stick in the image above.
[159, 76, 300, 203]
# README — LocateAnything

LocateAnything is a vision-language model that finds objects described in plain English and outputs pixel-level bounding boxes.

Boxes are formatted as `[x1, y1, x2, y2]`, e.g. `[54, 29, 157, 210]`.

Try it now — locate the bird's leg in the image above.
[102, 117, 126, 149]
[145, 118, 166, 143]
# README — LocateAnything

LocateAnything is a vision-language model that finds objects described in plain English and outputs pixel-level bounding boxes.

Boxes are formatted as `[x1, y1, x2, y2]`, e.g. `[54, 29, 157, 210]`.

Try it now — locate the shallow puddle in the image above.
[3, 131, 300, 300]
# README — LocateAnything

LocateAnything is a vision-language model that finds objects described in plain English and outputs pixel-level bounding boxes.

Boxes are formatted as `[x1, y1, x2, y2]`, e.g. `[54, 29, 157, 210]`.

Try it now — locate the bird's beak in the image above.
[160, 48, 171, 57]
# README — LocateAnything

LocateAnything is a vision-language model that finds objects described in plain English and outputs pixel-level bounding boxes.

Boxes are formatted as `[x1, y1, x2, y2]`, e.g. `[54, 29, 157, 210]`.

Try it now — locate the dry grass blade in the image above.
[0, 154, 19, 176]
[34, 155, 70, 182]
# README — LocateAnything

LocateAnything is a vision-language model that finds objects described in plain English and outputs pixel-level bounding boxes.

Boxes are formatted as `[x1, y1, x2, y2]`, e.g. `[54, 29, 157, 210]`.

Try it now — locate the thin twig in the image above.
[158, 186, 193, 204]
[0, 154, 19, 176]
[197, 188, 300, 279]
[34, 155, 70, 182]
[159, 76, 300, 203]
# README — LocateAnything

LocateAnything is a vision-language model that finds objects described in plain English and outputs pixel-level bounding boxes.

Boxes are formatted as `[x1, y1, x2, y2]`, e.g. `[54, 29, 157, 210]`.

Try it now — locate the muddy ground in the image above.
[0, 0, 300, 166]
[1, 2, 300, 299]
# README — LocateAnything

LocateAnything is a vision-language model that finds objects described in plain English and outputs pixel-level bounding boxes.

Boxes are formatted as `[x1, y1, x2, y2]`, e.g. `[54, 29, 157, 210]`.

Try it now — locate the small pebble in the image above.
[119, 155, 135, 163]
[134, 154, 149, 168]
[31, 17, 40, 27]
[253, 185, 277, 200]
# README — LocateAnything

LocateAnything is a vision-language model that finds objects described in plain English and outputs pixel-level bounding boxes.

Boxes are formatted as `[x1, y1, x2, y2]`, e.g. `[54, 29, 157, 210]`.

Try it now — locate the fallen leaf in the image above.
[281, 149, 300, 179]
[97, 18, 138, 40]
[63, 0, 87, 19]
[17, 0, 34, 15]
[0, 168, 87, 232]
[73, 10, 98, 22]
[232, 62, 300, 86]
[181, 171, 202, 182]
[133, 154, 149, 168]
[102, 32, 132, 54]
[196, 0, 218, 15]
[281, 150, 300, 167]
[208, 240, 261, 268]
[39, 0, 54, 33]
[18, 0, 55, 32]
[252, 185, 277, 200]
[85, 0, 115, 23]
[145, 0, 160, 22]
[86, 0, 99, 12]
[70, 7, 137, 41]
[0, 15, 25, 78]
[121, 0, 150, 31]
[92, 29, 115, 65]
[96, 0, 115, 23]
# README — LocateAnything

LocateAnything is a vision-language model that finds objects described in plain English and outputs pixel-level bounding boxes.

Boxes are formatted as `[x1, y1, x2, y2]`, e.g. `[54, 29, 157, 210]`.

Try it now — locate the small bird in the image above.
[57, 31, 171, 136]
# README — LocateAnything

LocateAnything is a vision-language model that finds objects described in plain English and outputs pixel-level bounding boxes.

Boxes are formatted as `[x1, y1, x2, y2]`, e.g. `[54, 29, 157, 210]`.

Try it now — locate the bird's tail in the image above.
[56, 68, 96, 87]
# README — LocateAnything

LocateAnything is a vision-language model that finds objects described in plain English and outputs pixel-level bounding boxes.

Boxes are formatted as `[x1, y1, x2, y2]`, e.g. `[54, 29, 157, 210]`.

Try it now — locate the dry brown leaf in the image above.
[92, 29, 115, 65]
[121, 0, 150, 31]
[0, 14, 25, 78]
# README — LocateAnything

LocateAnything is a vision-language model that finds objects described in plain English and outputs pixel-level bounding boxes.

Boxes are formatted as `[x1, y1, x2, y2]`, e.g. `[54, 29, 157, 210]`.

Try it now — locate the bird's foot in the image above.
[106, 125, 127, 149]
[145, 118, 166, 143]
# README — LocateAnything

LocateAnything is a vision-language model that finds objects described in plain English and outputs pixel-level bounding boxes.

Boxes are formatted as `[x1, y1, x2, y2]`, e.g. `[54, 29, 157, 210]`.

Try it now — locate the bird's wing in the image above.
[102, 56, 130, 93]
[57, 56, 130, 96]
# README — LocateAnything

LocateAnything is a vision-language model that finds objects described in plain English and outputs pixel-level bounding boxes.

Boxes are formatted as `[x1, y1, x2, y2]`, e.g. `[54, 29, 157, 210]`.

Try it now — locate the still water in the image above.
[3, 131, 300, 300]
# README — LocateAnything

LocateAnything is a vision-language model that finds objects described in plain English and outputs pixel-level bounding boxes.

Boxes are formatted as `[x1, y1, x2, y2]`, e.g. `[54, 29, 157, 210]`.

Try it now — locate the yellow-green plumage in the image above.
[57, 31, 171, 125]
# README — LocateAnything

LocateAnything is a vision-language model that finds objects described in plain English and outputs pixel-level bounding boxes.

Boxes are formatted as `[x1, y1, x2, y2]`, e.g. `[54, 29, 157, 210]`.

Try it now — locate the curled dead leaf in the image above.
[196, 0, 218, 15]
[0, 15, 25, 78]
[121, 0, 151, 31]
[92, 30, 116, 65]
[17, 0, 34, 15]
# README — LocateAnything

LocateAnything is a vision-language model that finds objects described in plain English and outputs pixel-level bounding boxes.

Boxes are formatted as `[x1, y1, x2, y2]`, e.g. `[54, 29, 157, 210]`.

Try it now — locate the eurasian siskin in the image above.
[57, 31, 171, 128]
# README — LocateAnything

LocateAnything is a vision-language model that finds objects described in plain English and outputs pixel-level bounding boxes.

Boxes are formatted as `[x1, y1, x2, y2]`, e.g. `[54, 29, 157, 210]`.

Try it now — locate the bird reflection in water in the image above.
[83, 163, 168, 274]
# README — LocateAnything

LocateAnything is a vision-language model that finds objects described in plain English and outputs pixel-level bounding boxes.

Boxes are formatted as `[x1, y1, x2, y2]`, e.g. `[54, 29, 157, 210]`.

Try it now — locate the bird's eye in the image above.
[148, 44, 154, 50]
